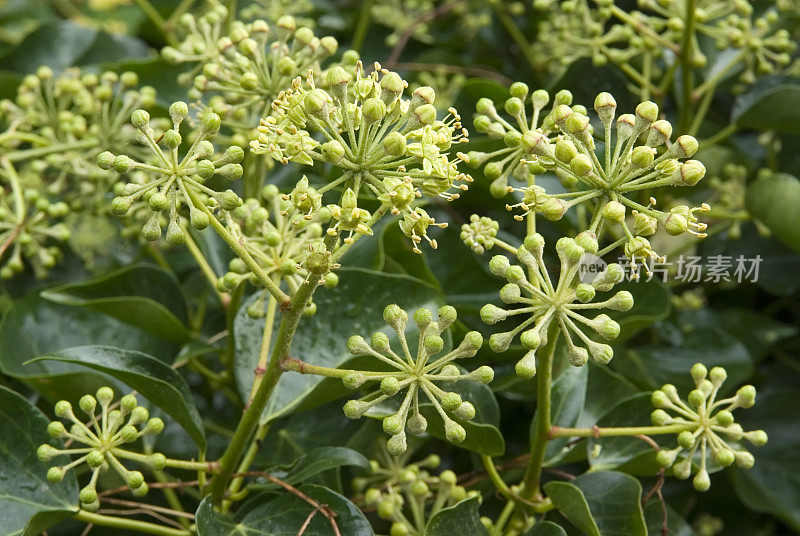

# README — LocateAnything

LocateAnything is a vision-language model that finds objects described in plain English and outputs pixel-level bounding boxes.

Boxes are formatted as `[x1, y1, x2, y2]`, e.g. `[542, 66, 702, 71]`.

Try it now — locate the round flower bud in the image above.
[145, 453, 166, 470]
[444, 421, 466, 443]
[714, 448, 735, 467]
[127, 470, 145, 489]
[594, 92, 617, 125]
[647, 120, 673, 146]
[411, 480, 429, 497]
[664, 213, 688, 236]
[568, 346, 588, 367]
[80, 486, 98, 504]
[120, 425, 138, 443]
[132, 482, 149, 497]
[504, 97, 524, 117]
[144, 418, 164, 434]
[79, 395, 97, 415]
[541, 197, 566, 220]
[342, 371, 365, 390]
[217, 190, 243, 211]
[650, 390, 669, 408]
[693, 470, 710, 492]
[608, 291, 634, 311]
[113, 155, 135, 174]
[736, 385, 756, 407]
[37, 444, 58, 461]
[616, 114, 636, 139]
[148, 192, 168, 212]
[440, 392, 462, 411]
[386, 431, 407, 455]
[532, 89, 550, 109]
[510, 82, 529, 99]
[678, 430, 695, 449]
[687, 389, 705, 408]
[129, 406, 149, 425]
[454, 401, 476, 421]
[119, 394, 137, 413]
[746, 430, 768, 446]
[190, 209, 210, 230]
[678, 160, 706, 186]
[413, 104, 437, 126]
[520, 328, 542, 349]
[195, 160, 215, 180]
[97, 151, 115, 169]
[219, 164, 243, 181]
[47, 467, 65, 483]
[471, 366, 494, 384]
[488, 254, 511, 276]
[86, 450, 105, 468]
[576, 283, 596, 303]
[412, 86, 435, 105]
[656, 448, 678, 468]
[554, 139, 578, 163]
[162, 129, 182, 148]
[391, 523, 410, 536]
[690, 362, 708, 383]
[54, 400, 72, 418]
[735, 450, 755, 468]
[630, 146, 655, 168]
[201, 112, 221, 134]
[635, 100, 659, 125]
[47, 421, 67, 438]
[406, 413, 427, 435]
[343, 400, 369, 419]
[651, 409, 671, 426]
[131, 109, 150, 129]
[671, 135, 699, 158]
[169, 101, 188, 125]
[382, 131, 406, 156]
[380, 377, 401, 396]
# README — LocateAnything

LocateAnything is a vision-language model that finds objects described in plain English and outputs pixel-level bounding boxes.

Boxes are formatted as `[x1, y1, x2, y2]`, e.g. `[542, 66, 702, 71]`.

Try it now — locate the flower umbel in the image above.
[99, 102, 245, 244]
[38, 388, 165, 511]
[652, 363, 767, 492]
[481, 232, 633, 377]
[326, 304, 488, 455]
[251, 62, 471, 252]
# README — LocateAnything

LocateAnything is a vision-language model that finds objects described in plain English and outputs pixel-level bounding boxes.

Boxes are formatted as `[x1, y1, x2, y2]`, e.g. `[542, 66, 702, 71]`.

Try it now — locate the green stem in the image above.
[678, 0, 696, 133]
[549, 423, 695, 438]
[5, 139, 98, 162]
[206, 273, 320, 503]
[490, 1, 539, 73]
[351, 0, 375, 52]
[223, 421, 271, 513]
[190, 190, 289, 305]
[519, 322, 560, 501]
[184, 226, 229, 307]
[134, 0, 178, 46]
[74, 510, 190, 536]
[699, 123, 738, 148]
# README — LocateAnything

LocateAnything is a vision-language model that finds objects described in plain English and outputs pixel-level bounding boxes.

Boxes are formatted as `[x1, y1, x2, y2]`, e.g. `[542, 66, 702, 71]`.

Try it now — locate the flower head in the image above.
[481, 232, 633, 377]
[460, 214, 499, 254]
[251, 62, 471, 252]
[338, 304, 489, 455]
[651, 363, 767, 492]
[99, 102, 245, 244]
[38, 388, 165, 511]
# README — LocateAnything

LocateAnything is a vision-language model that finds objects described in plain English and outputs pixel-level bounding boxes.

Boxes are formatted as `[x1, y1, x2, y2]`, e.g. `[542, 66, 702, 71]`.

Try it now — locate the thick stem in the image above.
[205, 273, 319, 503]
[73, 510, 190, 536]
[520, 322, 560, 501]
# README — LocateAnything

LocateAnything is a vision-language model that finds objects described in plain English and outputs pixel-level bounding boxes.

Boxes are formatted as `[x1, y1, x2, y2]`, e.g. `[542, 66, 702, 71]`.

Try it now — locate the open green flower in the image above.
[38, 388, 165, 511]
[481, 232, 633, 377]
[250, 62, 471, 252]
[290, 304, 490, 455]
[651, 363, 767, 492]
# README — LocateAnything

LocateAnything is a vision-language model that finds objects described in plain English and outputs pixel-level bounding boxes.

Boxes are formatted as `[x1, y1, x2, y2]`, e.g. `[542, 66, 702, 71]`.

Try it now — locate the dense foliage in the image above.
[1, 0, 799, 535]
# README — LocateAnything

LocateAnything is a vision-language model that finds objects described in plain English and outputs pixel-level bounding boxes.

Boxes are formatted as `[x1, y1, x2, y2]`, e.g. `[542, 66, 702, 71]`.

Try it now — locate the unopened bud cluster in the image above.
[339, 304, 490, 454]
[99, 102, 245, 244]
[478, 91, 709, 275]
[651, 363, 767, 492]
[356, 451, 478, 536]
[481, 232, 633, 377]
[250, 62, 471, 252]
[38, 388, 165, 511]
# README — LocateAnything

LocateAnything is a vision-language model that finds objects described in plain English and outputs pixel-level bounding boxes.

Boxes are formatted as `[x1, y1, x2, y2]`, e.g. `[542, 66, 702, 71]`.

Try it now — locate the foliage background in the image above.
[1, 0, 800, 535]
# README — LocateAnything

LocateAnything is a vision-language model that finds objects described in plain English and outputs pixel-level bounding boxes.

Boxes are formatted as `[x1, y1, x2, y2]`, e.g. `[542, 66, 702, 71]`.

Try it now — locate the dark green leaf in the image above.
[234, 268, 443, 423]
[523, 521, 568, 536]
[74, 31, 150, 66]
[578, 363, 638, 427]
[545, 471, 647, 536]
[0, 293, 172, 401]
[41, 264, 191, 343]
[643, 501, 697, 536]
[424, 496, 489, 536]
[729, 370, 800, 532]
[0, 20, 96, 72]
[588, 394, 655, 472]
[279, 447, 370, 485]
[30, 346, 206, 449]
[0, 386, 78, 536]
[196, 484, 373, 536]
[607, 279, 671, 343]
[619, 327, 753, 393]
[746, 172, 800, 252]
[733, 79, 800, 135]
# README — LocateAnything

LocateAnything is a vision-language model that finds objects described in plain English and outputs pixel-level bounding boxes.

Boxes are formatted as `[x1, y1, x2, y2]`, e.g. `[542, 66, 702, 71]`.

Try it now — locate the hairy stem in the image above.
[549, 423, 694, 438]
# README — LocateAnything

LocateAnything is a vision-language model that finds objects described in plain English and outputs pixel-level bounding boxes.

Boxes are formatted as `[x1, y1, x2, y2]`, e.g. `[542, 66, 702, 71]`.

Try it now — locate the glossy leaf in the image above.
[523, 521, 568, 536]
[30, 346, 206, 449]
[545, 471, 647, 536]
[746, 172, 800, 253]
[0, 293, 171, 401]
[234, 268, 443, 423]
[607, 279, 671, 343]
[643, 502, 697, 536]
[588, 394, 655, 472]
[196, 484, 372, 536]
[733, 80, 800, 135]
[41, 264, 191, 343]
[0, 386, 78, 536]
[424, 496, 489, 536]
[255, 447, 370, 487]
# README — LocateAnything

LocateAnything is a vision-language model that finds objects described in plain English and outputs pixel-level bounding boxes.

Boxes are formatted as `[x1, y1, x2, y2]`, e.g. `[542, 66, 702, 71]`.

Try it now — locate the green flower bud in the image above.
[714, 448, 735, 467]
[190, 209, 210, 230]
[217, 190, 243, 211]
[630, 146, 655, 168]
[148, 192, 168, 212]
[163, 129, 182, 148]
[37, 444, 58, 461]
[144, 418, 164, 434]
[113, 155, 135, 173]
[343, 400, 369, 419]
[440, 392, 462, 411]
[510, 82, 529, 99]
[119, 424, 138, 443]
[489, 331, 514, 353]
[693, 470, 710, 492]
[131, 109, 150, 129]
[735, 450, 754, 468]
[736, 385, 756, 408]
[471, 366, 494, 384]
[87, 450, 105, 467]
[97, 151, 115, 170]
[386, 431, 407, 455]
[383, 304, 407, 332]
[454, 401, 475, 421]
[444, 421, 466, 443]
[656, 448, 678, 468]
[391, 522, 410, 536]
[147, 453, 167, 470]
[576, 283, 596, 303]
[568, 346, 588, 367]
[129, 406, 149, 425]
[515, 351, 537, 379]
[594, 92, 617, 125]
[54, 400, 72, 418]
[407, 413, 427, 435]
[79, 395, 97, 415]
[342, 371, 365, 389]
[520, 328, 542, 349]
[47, 421, 67, 439]
[79, 486, 97, 505]
[651, 409, 671, 426]
[47, 467, 65, 483]
[169, 101, 188, 125]
[127, 470, 145, 489]
[746, 430, 768, 446]
[678, 160, 706, 186]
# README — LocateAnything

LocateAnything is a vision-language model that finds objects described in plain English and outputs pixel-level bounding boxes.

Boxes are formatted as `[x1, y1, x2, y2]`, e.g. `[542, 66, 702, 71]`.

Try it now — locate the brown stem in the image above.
[385, 0, 467, 68]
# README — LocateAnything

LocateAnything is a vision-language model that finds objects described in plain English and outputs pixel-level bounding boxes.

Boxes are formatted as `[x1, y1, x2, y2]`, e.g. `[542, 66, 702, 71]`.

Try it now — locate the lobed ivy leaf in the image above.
[196, 485, 372, 536]
[28, 346, 206, 449]
[0, 386, 78, 536]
